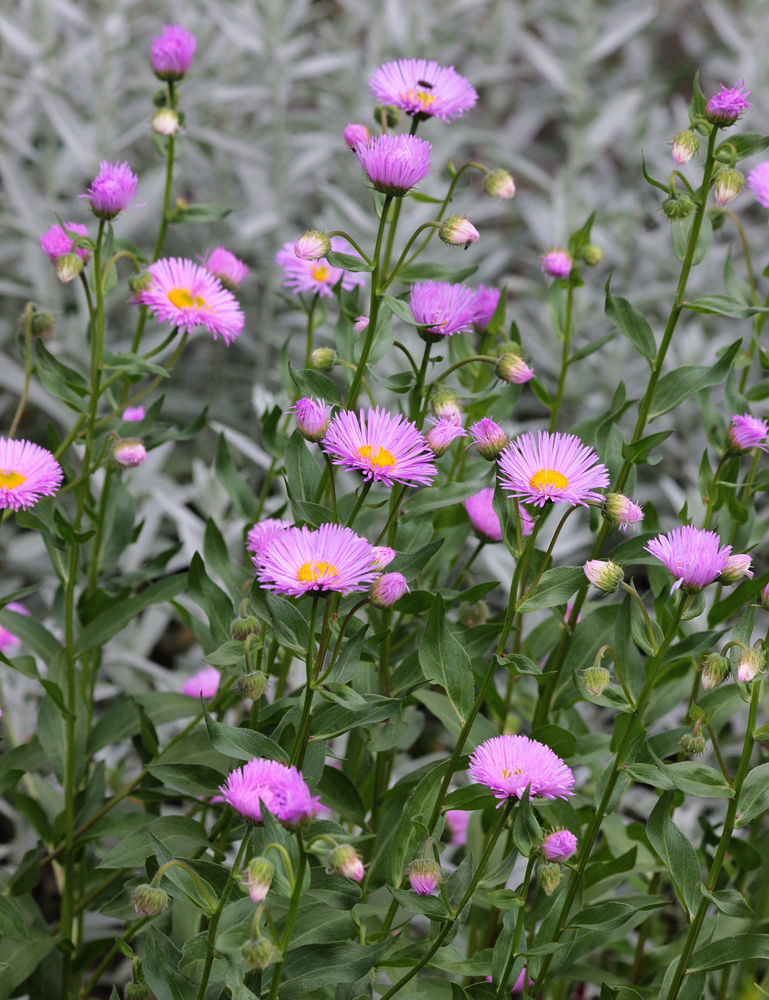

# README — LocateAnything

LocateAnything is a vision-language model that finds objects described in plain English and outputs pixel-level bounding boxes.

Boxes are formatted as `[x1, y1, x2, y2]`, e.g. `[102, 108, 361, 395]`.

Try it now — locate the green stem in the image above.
[375, 484, 408, 545]
[153, 860, 217, 911]
[450, 539, 485, 589]
[495, 854, 536, 998]
[409, 340, 432, 424]
[8, 303, 34, 439]
[346, 479, 372, 528]
[517, 507, 576, 605]
[196, 832, 250, 1000]
[267, 831, 307, 1000]
[152, 131, 175, 263]
[548, 281, 575, 432]
[291, 595, 320, 768]
[142, 325, 180, 360]
[433, 355, 497, 382]
[303, 294, 318, 371]
[379, 222, 440, 292]
[323, 453, 338, 520]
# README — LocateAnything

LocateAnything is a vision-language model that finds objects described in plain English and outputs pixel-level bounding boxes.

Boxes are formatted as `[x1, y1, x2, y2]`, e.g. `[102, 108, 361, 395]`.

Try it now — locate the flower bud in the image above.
[541, 249, 573, 279]
[293, 397, 332, 443]
[294, 230, 331, 261]
[231, 615, 261, 640]
[762, 583, 769, 611]
[311, 347, 336, 372]
[241, 936, 278, 970]
[468, 417, 507, 460]
[406, 858, 442, 896]
[371, 545, 396, 569]
[353, 315, 369, 335]
[431, 390, 462, 426]
[718, 554, 753, 585]
[662, 194, 695, 220]
[495, 352, 534, 385]
[584, 559, 623, 594]
[672, 129, 700, 165]
[538, 862, 563, 896]
[445, 809, 470, 846]
[426, 419, 466, 457]
[243, 857, 274, 902]
[439, 215, 479, 249]
[680, 732, 706, 757]
[125, 983, 153, 1000]
[459, 600, 490, 628]
[737, 646, 765, 683]
[483, 168, 516, 200]
[328, 844, 365, 882]
[236, 671, 269, 701]
[714, 168, 745, 207]
[580, 244, 604, 267]
[56, 252, 84, 284]
[152, 108, 180, 136]
[130, 884, 169, 916]
[582, 665, 610, 697]
[114, 438, 148, 468]
[541, 830, 577, 862]
[601, 493, 643, 531]
[29, 309, 55, 338]
[344, 123, 371, 149]
[701, 653, 731, 691]
[122, 406, 145, 422]
[370, 572, 409, 608]
[372, 104, 401, 128]
[129, 272, 154, 297]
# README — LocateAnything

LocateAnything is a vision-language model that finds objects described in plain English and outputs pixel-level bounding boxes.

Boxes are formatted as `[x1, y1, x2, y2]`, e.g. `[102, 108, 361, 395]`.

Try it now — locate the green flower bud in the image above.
[241, 936, 279, 970]
[243, 856, 275, 902]
[129, 272, 154, 296]
[701, 653, 730, 691]
[672, 129, 700, 165]
[125, 983, 153, 1000]
[230, 615, 261, 640]
[680, 732, 706, 757]
[483, 168, 516, 200]
[580, 243, 604, 267]
[662, 194, 695, 220]
[714, 167, 745, 207]
[311, 346, 337, 372]
[29, 309, 55, 338]
[373, 104, 401, 128]
[582, 665, 610, 697]
[538, 862, 563, 896]
[130, 884, 169, 917]
[55, 252, 84, 284]
[236, 671, 269, 701]
[583, 559, 623, 594]
[459, 600, 490, 627]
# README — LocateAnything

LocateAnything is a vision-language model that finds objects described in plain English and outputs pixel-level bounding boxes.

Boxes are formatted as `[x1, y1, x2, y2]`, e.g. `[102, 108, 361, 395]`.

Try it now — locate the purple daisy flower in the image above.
[247, 518, 293, 556]
[0, 602, 29, 654]
[0, 438, 63, 511]
[473, 285, 501, 330]
[748, 162, 769, 211]
[201, 248, 249, 290]
[426, 418, 466, 456]
[322, 407, 437, 488]
[469, 734, 575, 802]
[254, 523, 377, 598]
[498, 431, 610, 508]
[706, 80, 752, 126]
[541, 249, 573, 279]
[369, 58, 478, 122]
[83, 161, 139, 220]
[275, 237, 366, 298]
[151, 25, 196, 81]
[445, 809, 470, 847]
[182, 666, 221, 699]
[727, 413, 769, 452]
[645, 525, 731, 594]
[463, 486, 533, 542]
[219, 757, 320, 826]
[409, 280, 478, 337]
[356, 134, 432, 197]
[541, 829, 578, 862]
[40, 222, 90, 263]
[137, 257, 244, 344]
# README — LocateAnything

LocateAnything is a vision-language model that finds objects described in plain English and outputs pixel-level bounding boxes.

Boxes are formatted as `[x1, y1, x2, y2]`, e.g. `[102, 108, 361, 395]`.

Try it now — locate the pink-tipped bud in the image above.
[762, 583, 769, 611]
[431, 390, 462, 426]
[601, 493, 644, 531]
[495, 352, 534, 385]
[328, 844, 365, 882]
[426, 419, 466, 457]
[243, 857, 274, 902]
[294, 230, 332, 261]
[439, 215, 479, 249]
[714, 168, 745, 207]
[152, 108, 180, 136]
[718, 553, 753, 585]
[344, 123, 372, 149]
[584, 559, 623, 594]
[114, 439, 147, 468]
[293, 397, 332, 443]
[701, 653, 730, 691]
[370, 572, 408, 608]
[737, 646, 765, 683]
[672, 129, 700, 165]
[468, 417, 507, 460]
[541, 829, 578, 862]
[56, 252, 84, 284]
[406, 858, 442, 896]
[353, 315, 369, 335]
[371, 546, 396, 569]
[483, 168, 516, 200]
[541, 249, 573, 279]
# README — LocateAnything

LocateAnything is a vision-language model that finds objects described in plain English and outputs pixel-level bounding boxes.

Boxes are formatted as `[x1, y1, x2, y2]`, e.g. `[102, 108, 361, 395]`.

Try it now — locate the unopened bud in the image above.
[370, 572, 408, 608]
[29, 310, 55, 338]
[294, 229, 331, 261]
[373, 104, 401, 128]
[762, 583, 769, 611]
[469, 417, 507, 460]
[738, 646, 765, 683]
[344, 123, 372, 149]
[459, 600, 490, 628]
[541, 829, 578, 862]
[241, 936, 278, 970]
[714, 168, 745, 207]
[582, 665, 610, 697]
[495, 352, 534, 385]
[114, 438, 147, 468]
[129, 272, 154, 297]
[236, 671, 269, 701]
[125, 983, 153, 1000]
[328, 844, 365, 882]
[662, 194, 695, 220]
[483, 168, 516, 200]
[538, 862, 562, 896]
[680, 732, 706, 757]
[701, 653, 730, 690]
[584, 559, 623, 594]
[581, 244, 604, 267]
[426, 419, 466, 456]
[293, 397, 332, 443]
[718, 553, 753, 585]
[541, 249, 573, 279]
[130, 884, 169, 917]
[56, 252, 84, 284]
[152, 108, 180, 136]
[243, 857, 274, 902]
[672, 129, 700, 165]
[601, 493, 643, 531]
[431, 390, 462, 426]
[311, 346, 336, 372]
[439, 215, 479, 249]
[231, 615, 261, 641]
[406, 858, 442, 896]
[371, 545, 396, 569]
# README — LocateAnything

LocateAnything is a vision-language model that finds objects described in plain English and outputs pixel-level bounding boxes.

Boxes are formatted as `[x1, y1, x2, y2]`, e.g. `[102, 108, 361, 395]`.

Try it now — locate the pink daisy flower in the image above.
[137, 257, 244, 344]
[645, 525, 731, 594]
[727, 413, 769, 452]
[409, 280, 478, 337]
[0, 438, 63, 511]
[182, 666, 221, 699]
[275, 237, 366, 298]
[748, 162, 769, 211]
[254, 523, 377, 598]
[369, 58, 478, 122]
[541, 829, 578, 862]
[219, 757, 320, 826]
[706, 80, 752, 126]
[322, 407, 437, 488]
[473, 285, 501, 330]
[498, 431, 609, 508]
[82, 161, 138, 220]
[468, 734, 576, 802]
[464, 486, 533, 542]
[151, 25, 196, 81]
[40, 222, 90, 263]
[0, 602, 30, 654]
[247, 518, 293, 556]
[356, 134, 432, 197]
[201, 248, 249, 290]
[445, 809, 470, 847]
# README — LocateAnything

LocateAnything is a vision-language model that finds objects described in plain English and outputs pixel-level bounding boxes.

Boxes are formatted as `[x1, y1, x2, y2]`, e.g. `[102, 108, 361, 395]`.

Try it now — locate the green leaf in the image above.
[284, 430, 321, 503]
[662, 762, 734, 799]
[141, 926, 196, 1000]
[279, 942, 389, 998]
[647, 791, 701, 917]
[405, 480, 479, 515]
[203, 703, 285, 763]
[682, 295, 769, 318]
[418, 594, 473, 724]
[102, 352, 170, 378]
[512, 787, 541, 856]
[698, 884, 753, 917]
[215, 434, 259, 521]
[0, 607, 62, 664]
[715, 133, 769, 162]
[516, 566, 584, 613]
[73, 574, 186, 654]
[688, 71, 706, 121]
[146, 763, 226, 797]
[34, 340, 88, 413]
[604, 280, 656, 362]
[389, 539, 444, 579]
[687, 933, 769, 973]
[735, 762, 769, 828]
[387, 759, 450, 885]
[325, 250, 374, 272]
[259, 590, 310, 652]
[649, 340, 741, 420]
[99, 816, 209, 869]
[310, 694, 397, 740]
[671, 210, 712, 266]
[188, 552, 233, 646]
[622, 430, 673, 466]
[567, 900, 644, 932]
[288, 363, 342, 404]
[380, 293, 418, 325]
[387, 886, 449, 920]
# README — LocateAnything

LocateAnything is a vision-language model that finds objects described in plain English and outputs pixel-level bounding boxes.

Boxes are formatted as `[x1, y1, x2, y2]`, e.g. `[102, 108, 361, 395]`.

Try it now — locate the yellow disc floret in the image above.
[297, 560, 338, 583]
[530, 468, 569, 493]
[167, 287, 207, 310]
[0, 470, 26, 490]
[358, 444, 396, 469]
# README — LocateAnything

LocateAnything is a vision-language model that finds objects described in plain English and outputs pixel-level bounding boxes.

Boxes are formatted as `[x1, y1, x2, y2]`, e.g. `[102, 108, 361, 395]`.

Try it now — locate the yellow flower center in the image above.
[297, 560, 338, 583]
[310, 264, 329, 282]
[167, 287, 207, 310]
[502, 766, 523, 779]
[530, 468, 569, 493]
[0, 470, 26, 490]
[358, 444, 396, 469]
[402, 88, 436, 110]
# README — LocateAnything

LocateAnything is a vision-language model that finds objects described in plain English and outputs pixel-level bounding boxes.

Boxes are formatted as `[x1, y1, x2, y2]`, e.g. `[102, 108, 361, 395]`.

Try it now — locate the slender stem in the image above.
[375, 484, 408, 545]
[548, 281, 575, 431]
[409, 340, 432, 424]
[267, 831, 307, 1000]
[291, 596, 319, 769]
[326, 230, 373, 264]
[379, 222, 440, 292]
[619, 582, 658, 653]
[303, 295, 318, 371]
[152, 132, 175, 263]
[8, 303, 34, 439]
[495, 854, 536, 998]
[433, 355, 497, 382]
[450, 539, 485, 589]
[703, 452, 729, 530]
[393, 340, 419, 375]
[705, 720, 733, 786]
[141, 325, 179, 360]
[517, 507, 576, 605]
[346, 479, 372, 528]
[723, 209, 758, 303]
[322, 453, 338, 520]
[196, 832, 250, 1000]
[153, 860, 217, 911]
[318, 598, 367, 683]
[630, 871, 662, 984]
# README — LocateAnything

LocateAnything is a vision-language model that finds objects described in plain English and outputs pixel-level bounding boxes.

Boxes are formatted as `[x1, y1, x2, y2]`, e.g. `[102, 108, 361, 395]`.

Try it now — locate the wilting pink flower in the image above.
[369, 58, 478, 121]
[541, 249, 573, 279]
[344, 123, 371, 149]
[473, 285, 501, 330]
[469, 418, 508, 460]
[718, 553, 753, 585]
[409, 280, 478, 337]
[371, 546, 396, 569]
[122, 406, 145, 422]
[727, 413, 769, 452]
[406, 858, 442, 895]
[201, 248, 249, 290]
[83, 161, 139, 219]
[706, 80, 752, 126]
[0, 438, 63, 511]
[748, 162, 769, 211]
[498, 431, 609, 508]
[370, 572, 408, 608]
[151, 25, 196, 81]
[182, 666, 221, 699]
[354, 315, 369, 334]
[322, 407, 437, 488]
[486, 968, 534, 994]
[137, 257, 244, 344]
[601, 492, 643, 531]
[275, 237, 366, 298]
[113, 439, 147, 468]
[328, 844, 365, 882]
[0, 603, 30, 653]
[293, 397, 333, 443]
[468, 734, 576, 801]
[356, 133, 432, 197]
[40, 222, 89, 263]
[254, 524, 376, 598]
[645, 525, 731, 594]
[426, 419, 466, 456]
[219, 757, 320, 826]
[445, 809, 470, 847]
[541, 829, 578, 862]
[247, 518, 292, 556]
